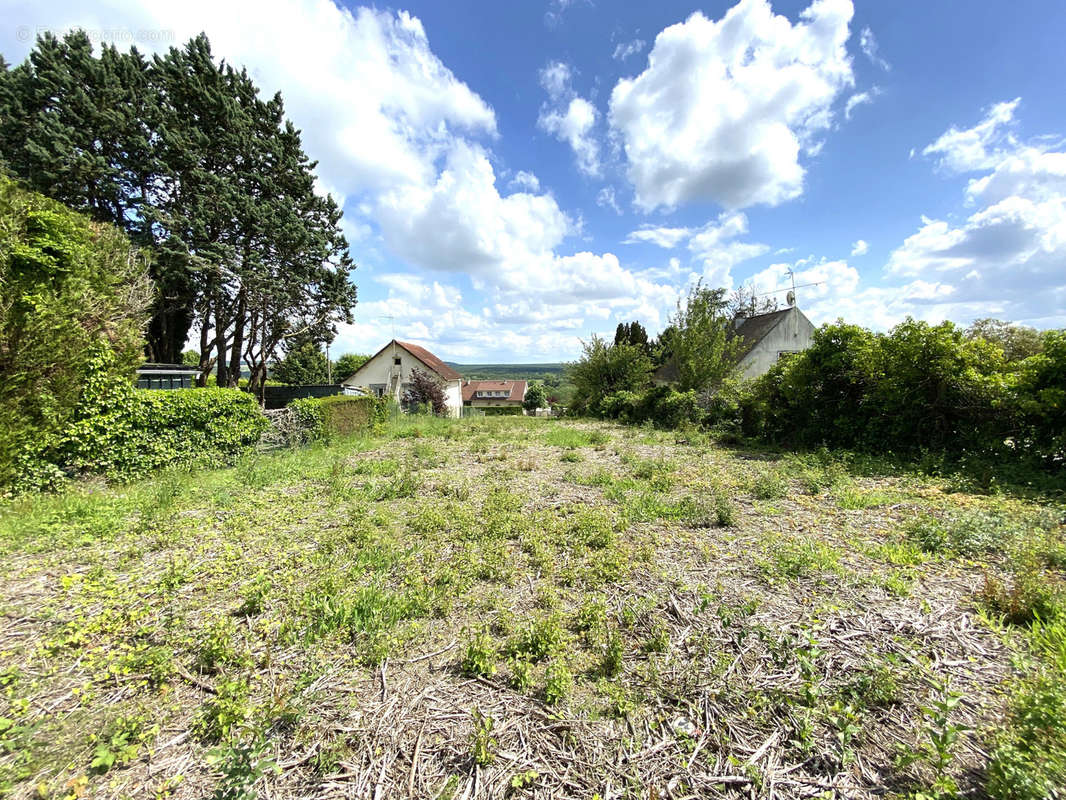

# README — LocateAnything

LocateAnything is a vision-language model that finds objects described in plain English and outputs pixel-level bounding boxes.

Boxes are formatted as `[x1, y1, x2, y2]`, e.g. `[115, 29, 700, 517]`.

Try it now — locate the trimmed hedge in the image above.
[10, 350, 268, 493]
[479, 406, 523, 416]
[286, 395, 386, 444]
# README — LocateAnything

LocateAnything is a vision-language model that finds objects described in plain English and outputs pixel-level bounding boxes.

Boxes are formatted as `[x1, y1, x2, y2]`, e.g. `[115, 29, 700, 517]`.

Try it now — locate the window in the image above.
[394, 357, 402, 366]
[370, 383, 386, 397]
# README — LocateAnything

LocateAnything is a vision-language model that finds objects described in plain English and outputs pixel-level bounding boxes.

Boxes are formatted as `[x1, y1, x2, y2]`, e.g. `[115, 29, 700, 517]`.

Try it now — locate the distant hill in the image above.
[445, 362, 567, 381]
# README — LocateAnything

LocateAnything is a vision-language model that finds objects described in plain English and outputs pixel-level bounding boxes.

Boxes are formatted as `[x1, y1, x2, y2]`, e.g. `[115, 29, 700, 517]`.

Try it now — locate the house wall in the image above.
[738, 307, 816, 380]
[342, 343, 462, 418]
[469, 399, 522, 408]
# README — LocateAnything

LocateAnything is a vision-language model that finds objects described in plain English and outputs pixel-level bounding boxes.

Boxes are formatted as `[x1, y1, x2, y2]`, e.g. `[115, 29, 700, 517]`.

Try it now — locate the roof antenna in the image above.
[380, 315, 396, 339]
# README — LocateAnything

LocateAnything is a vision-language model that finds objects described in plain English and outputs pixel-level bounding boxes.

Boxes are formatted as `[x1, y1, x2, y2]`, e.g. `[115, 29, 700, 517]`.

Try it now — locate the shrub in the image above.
[10, 350, 268, 493]
[403, 368, 448, 415]
[0, 176, 151, 488]
[286, 395, 386, 445]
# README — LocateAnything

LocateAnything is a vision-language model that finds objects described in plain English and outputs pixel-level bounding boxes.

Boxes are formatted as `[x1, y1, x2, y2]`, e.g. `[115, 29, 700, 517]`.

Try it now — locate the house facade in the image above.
[461, 380, 527, 410]
[653, 306, 816, 385]
[732, 306, 815, 379]
[341, 339, 463, 418]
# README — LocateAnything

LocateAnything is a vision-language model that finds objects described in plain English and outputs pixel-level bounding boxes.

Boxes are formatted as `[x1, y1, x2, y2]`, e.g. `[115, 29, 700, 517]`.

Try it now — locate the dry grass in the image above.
[0, 415, 1061, 799]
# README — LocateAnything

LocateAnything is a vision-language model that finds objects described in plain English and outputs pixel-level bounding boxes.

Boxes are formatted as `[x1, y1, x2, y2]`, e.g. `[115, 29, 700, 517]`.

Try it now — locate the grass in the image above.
[0, 415, 1062, 799]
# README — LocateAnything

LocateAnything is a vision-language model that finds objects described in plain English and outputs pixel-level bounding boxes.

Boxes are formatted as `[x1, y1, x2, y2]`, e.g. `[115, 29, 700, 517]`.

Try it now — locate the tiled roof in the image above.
[462, 380, 527, 403]
[395, 341, 463, 381]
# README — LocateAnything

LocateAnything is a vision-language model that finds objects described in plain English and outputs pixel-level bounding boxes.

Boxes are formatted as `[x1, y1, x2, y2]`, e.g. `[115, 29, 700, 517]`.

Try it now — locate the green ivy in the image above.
[8, 347, 268, 494]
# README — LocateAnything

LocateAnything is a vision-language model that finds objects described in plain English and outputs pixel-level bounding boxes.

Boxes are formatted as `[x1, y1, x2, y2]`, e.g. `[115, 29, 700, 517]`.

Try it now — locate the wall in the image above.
[739, 308, 816, 380]
[342, 343, 462, 417]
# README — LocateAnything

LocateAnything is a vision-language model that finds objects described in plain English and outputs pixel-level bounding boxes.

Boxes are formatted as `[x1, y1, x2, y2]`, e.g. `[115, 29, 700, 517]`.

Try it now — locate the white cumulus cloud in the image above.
[850, 239, 868, 255]
[608, 0, 855, 212]
[538, 61, 602, 177]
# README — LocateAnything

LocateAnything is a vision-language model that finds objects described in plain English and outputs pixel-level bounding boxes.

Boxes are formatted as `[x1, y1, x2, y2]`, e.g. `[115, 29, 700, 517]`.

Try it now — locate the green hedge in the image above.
[10, 352, 268, 493]
[287, 395, 386, 443]
[479, 406, 523, 416]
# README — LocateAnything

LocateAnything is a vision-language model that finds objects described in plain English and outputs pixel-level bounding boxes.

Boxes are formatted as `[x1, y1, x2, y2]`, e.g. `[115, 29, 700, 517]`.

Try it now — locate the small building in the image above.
[136, 363, 201, 389]
[731, 306, 815, 379]
[653, 306, 815, 385]
[341, 339, 463, 418]
[462, 380, 527, 410]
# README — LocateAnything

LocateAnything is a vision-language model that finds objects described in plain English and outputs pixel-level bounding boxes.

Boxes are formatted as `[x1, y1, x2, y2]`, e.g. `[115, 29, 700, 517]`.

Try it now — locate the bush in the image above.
[0, 176, 151, 488]
[480, 406, 523, 416]
[10, 349, 267, 492]
[286, 395, 386, 444]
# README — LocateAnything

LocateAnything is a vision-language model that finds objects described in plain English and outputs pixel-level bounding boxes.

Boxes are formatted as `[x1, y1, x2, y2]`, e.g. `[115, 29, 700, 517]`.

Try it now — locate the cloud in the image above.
[687, 212, 770, 285]
[608, 0, 855, 212]
[859, 26, 890, 71]
[922, 98, 1020, 173]
[596, 186, 623, 214]
[850, 239, 868, 255]
[883, 101, 1066, 325]
[624, 226, 692, 248]
[612, 39, 646, 61]
[510, 170, 541, 192]
[844, 88, 879, 120]
[538, 61, 602, 177]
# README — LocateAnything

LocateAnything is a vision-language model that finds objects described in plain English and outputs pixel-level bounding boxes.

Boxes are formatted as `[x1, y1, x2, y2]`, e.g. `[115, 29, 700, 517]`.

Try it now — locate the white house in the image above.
[731, 306, 816, 379]
[653, 306, 816, 384]
[341, 339, 463, 418]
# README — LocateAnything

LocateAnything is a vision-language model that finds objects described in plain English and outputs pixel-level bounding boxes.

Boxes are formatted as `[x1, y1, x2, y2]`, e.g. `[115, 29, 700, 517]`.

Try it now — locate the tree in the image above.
[403, 368, 448, 415]
[182, 350, 200, 367]
[523, 381, 548, 411]
[0, 32, 357, 371]
[965, 318, 1044, 362]
[614, 321, 649, 352]
[728, 286, 779, 319]
[271, 338, 329, 385]
[0, 175, 152, 485]
[334, 353, 370, 382]
[668, 282, 740, 392]
[567, 336, 652, 415]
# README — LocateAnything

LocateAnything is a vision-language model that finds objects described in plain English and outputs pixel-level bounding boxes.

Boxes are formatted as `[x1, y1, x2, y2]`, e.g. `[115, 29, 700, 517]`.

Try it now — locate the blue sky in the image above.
[3, 0, 1065, 361]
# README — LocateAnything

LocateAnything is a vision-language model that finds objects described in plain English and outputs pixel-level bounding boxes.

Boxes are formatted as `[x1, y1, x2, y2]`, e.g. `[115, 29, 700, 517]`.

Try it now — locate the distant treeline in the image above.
[448, 363, 568, 381]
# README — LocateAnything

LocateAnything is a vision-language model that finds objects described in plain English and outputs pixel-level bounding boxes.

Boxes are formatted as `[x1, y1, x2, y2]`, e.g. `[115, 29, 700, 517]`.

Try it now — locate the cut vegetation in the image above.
[1, 417, 1063, 799]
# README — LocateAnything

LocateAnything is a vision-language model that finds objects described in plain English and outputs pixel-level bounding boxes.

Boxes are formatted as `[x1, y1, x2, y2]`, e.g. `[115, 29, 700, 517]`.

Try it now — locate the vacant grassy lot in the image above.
[1, 417, 1063, 799]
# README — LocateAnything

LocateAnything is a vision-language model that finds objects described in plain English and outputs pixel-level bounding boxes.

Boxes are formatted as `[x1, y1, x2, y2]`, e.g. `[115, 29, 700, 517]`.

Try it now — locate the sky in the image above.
[2, 0, 1066, 362]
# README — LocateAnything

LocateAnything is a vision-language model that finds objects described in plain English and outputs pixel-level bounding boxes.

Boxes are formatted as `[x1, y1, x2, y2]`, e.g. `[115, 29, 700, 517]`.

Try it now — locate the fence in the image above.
[259, 384, 343, 410]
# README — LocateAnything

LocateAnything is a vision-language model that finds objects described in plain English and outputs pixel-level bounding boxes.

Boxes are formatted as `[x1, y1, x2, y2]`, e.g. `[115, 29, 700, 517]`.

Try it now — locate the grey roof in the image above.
[731, 308, 794, 357]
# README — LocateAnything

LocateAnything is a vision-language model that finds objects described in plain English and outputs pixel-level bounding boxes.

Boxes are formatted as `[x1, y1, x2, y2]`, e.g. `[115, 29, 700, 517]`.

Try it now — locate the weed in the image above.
[979, 560, 1064, 625]
[561, 451, 583, 463]
[195, 679, 251, 743]
[599, 630, 624, 678]
[544, 660, 573, 705]
[642, 623, 670, 654]
[749, 469, 788, 500]
[508, 655, 533, 692]
[206, 737, 279, 800]
[508, 616, 566, 662]
[599, 680, 635, 718]
[368, 470, 421, 501]
[90, 715, 157, 774]
[574, 594, 607, 636]
[904, 510, 1014, 557]
[897, 681, 968, 797]
[758, 537, 841, 581]
[460, 630, 497, 678]
[237, 572, 271, 616]
[470, 709, 497, 766]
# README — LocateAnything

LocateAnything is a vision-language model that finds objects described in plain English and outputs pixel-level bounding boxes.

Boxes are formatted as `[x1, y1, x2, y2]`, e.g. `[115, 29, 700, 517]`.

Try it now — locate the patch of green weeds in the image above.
[758, 536, 841, 582]
[543, 660, 573, 705]
[461, 629, 498, 677]
[749, 468, 788, 500]
[508, 615, 566, 662]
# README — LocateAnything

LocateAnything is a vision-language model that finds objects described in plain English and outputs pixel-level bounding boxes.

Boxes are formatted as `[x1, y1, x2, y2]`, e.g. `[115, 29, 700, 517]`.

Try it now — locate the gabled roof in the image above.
[395, 340, 462, 381]
[344, 339, 462, 384]
[731, 308, 795, 357]
[462, 380, 527, 403]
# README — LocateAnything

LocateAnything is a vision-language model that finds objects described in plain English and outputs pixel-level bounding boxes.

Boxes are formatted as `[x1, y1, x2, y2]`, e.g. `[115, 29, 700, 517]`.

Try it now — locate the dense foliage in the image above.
[403, 368, 448, 415]
[665, 282, 740, 392]
[287, 395, 386, 444]
[0, 176, 152, 488]
[271, 339, 329, 386]
[568, 337, 653, 415]
[734, 320, 1065, 464]
[0, 32, 356, 385]
[10, 348, 267, 493]
[333, 353, 370, 382]
[523, 381, 548, 411]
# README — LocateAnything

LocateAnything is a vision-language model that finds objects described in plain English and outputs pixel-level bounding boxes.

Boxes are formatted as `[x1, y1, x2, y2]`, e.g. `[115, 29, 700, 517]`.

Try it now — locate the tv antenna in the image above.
[380, 315, 396, 338]
[753, 268, 823, 308]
